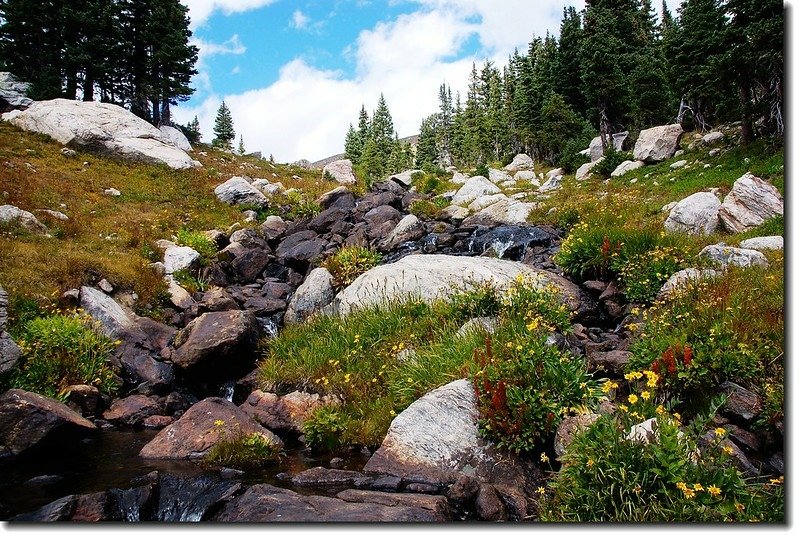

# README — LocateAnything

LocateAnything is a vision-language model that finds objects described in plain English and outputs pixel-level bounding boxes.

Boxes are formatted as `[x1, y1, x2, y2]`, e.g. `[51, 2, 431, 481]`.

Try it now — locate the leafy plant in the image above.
[171, 268, 209, 294]
[617, 245, 688, 303]
[593, 148, 633, 178]
[204, 430, 282, 469]
[322, 246, 382, 290]
[175, 228, 217, 262]
[558, 139, 591, 174]
[415, 173, 441, 194]
[11, 312, 120, 399]
[302, 406, 348, 451]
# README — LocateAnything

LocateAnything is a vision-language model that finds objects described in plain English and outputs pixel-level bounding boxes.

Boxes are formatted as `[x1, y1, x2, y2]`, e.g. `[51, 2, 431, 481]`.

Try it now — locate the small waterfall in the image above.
[489, 238, 515, 258]
[257, 316, 279, 339]
[220, 382, 235, 402]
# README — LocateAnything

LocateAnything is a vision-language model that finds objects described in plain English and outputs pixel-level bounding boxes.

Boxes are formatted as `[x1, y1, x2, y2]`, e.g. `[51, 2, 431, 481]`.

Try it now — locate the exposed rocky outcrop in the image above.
[214, 176, 269, 208]
[322, 159, 357, 185]
[158, 125, 192, 152]
[718, 173, 783, 233]
[739, 236, 783, 251]
[0, 204, 48, 234]
[0, 72, 33, 110]
[503, 153, 534, 173]
[284, 267, 335, 324]
[698, 243, 769, 269]
[3, 99, 200, 169]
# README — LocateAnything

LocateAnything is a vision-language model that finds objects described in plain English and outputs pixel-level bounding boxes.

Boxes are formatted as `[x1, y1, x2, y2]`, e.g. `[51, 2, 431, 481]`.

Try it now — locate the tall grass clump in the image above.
[11, 312, 120, 399]
[322, 246, 383, 291]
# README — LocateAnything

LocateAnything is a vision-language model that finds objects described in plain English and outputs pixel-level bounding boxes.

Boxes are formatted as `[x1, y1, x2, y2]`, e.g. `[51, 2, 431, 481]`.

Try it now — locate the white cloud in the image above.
[181, 0, 277, 28]
[190, 34, 246, 92]
[231, 65, 241, 74]
[174, 1, 687, 163]
[290, 10, 310, 30]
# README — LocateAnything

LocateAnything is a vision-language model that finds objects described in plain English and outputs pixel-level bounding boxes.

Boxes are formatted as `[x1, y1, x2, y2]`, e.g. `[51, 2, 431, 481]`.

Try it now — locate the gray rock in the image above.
[450, 171, 469, 184]
[545, 168, 565, 179]
[260, 215, 287, 240]
[322, 159, 357, 185]
[440, 205, 469, 221]
[164, 276, 196, 310]
[669, 159, 688, 169]
[456, 317, 498, 338]
[0, 72, 33, 109]
[291, 467, 373, 489]
[171, 311, 259, 377]
[538, 175, 563, 192]
[163, 245, 201, 275]
[465, 198, 536, 226]
[284, 268, 335, 324]
[702, 131, 724, 145]
[657, 268, 721, 300]
[139, 397, 281, 459]
[512, 170, 540, 185]
[6, 99, 199, 169]
[664, 191, 721, 235]
[575, 158, 602, 181]
[388, 169, 421, 187]
[739, 236, 783, 251]
[158, 125, 192, 152]
[0, 204, 48, 234]
[661, 201, 677, 213]
[488, 168, 513, 184]
[718, 173, 783, 233]
[698, 243, 769, 269]
[102, 394, 161, 426]
[468, 194, 506, 212]
[451, 176, 500, 206]
[611, 160, 644, 177]
[503, 153, 534, 173]
[633, 124, 683, 162]
[79, 286, 135, 338]
[382, 214, 425, 251]
[0, 285, 21, 374]
[332, 254, 581, 316]
[720, 381, 762, 422]
[587, 132, 628, 162]
[0, 389, 97, 457]
[214, 177, 269, 208]
[316, 186, 354, 211]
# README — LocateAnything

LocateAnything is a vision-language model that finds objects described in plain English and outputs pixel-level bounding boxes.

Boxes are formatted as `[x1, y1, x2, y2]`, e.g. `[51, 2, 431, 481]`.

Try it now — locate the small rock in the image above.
[104, 188, 121, 197]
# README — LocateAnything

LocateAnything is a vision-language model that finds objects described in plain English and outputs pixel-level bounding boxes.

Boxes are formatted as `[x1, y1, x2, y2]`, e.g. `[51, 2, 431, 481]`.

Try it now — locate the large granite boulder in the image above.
[381, 214, 425, 251]
[503, 153, 534, 173]
[163, 245, 201, 275]
[739, 236, 783, 251]
[3, 99, 200, 169]
[451, 176, 500, 206]
[633, 124, 683, 162]
[611, 160, 645, 178]
[79, 286, 136, 338]
[657, 268, 721, 300]
[214, 177, 269, 209]
[698, 243, 769, 269]
[332, 254, 581, 316]
[718, 173, 783, 233]
[139, 397, 281, 459]
[462, 198, 536, 227]
[0, 205, 48, 234]
[587, 132, 628, 162]
[322, 159, 357, 185]
[0, 389, 97, 457]
[158, 125, 192, 152]
[663, 191, 721, 235]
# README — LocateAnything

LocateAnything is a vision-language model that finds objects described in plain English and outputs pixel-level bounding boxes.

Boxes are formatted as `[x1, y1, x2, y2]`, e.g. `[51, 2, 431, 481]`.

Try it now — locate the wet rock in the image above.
[62, 385, 103, 417]
[381, 214, 425, 251]
[102, 394, 162, 426]
[291, 467, 373, 489]
[142, 415, 174, 429]
[0, 389, 97, 457]
[240, 390, 340, 433]
[469, 225, 552, 260]
[284, 267, 335, 324]
[171, 311, 259, 380]
[214, 484, 448, 522]
[139, 397, 281, 459]
[554, 413, 600, 457]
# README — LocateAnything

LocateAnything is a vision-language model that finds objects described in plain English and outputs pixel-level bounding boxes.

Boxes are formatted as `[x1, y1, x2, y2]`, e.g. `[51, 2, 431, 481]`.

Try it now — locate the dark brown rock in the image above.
[0, 389, 97, 457]
[199, 288, 239, 313]
[142, 415, 174, 429]
[583, 280, 608, 294]
[102, 394, 161, 426]
[475, 484, 506, 521]
[554, 413, 601, 457]
[62, 384, 103, 417]
[231, 248, 272, 283]
[308, 207, 349, 233]
[171, 311, 259, 378]
[291, 467, 373, 489]
[139, 397, 282, 459]
[242, 295, 285, 315]
[214, 484, 449, 522]
[356, 192, 398, 213]
[726, 424, 762, 452]
[720, 381, 762, 422]
[316, 187, 355, 211]
[586, 350, 632, 376]
[363, 205, 402, 228]
[240, 390, 339, 433]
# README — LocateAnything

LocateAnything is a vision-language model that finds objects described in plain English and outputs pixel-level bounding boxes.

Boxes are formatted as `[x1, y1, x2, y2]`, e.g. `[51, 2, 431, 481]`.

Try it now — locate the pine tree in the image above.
[344, 123, 363, 163]
[184, 115, 201, 143]
[370, 93, 395, 163]
[555, 6, 586, 116]
[213, 101, 235, 149]
[415, 115, 439, 168]
[238, 135, 245, 155]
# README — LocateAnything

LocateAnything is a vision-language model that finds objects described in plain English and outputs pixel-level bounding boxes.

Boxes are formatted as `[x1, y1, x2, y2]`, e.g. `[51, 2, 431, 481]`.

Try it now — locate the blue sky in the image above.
[176, 0, 683, 162]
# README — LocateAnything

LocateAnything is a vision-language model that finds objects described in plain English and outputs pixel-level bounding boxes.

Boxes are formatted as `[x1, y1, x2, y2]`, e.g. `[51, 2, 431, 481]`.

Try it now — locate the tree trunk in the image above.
[738, 85, 753, 145]
[83, 68, 95, 101]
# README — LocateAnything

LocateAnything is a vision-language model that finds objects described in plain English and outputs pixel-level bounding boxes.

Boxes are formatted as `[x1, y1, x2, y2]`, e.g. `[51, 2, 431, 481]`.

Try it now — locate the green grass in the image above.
[204, 431, 282, 469]
[321, 246, 383, 291]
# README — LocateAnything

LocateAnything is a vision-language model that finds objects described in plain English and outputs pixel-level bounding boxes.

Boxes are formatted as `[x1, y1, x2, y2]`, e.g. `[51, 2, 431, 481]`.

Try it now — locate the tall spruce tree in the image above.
[415, 114, 439, 168]
[213, 101, 235, 149]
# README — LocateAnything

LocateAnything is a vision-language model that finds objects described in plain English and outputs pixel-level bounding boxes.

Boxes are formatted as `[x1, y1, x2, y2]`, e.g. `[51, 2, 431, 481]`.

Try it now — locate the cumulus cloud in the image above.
[190, 34, 246, 92]
[181, 0, 278, 28]
[174, 0, 685, 163]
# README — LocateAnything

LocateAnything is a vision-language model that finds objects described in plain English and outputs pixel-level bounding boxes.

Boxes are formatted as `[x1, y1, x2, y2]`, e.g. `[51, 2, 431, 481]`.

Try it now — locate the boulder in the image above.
[260, 215, 288, 240]
[611, 160, 645, 178]
[657, 268, 721, 300]
[488, 168, 513, 184]
[575, 158, 602, 181]
[718, 173, 783, 233]
[0, 72, 33, 109]
[322, 159, 357, 185]
[670, 159, 688, 170]
[158, 125, 192, 152]
[102, 394, 161, 426]
[468, 194, 507, 212]
[214, 177, 269, 209]
[240, 390, 339, 433]
[5, 99, 199, 169]
[382, 214, 425, 251]
[215, 484, 448, 522]
[0, 389, 97, 457]
[698, 243, 769, 269]
[464, 198, 536, 227]
[0, 285, 21, 375]
[702, 131, 724, 145]
[587, 132, 628, 162]
[163, 246, 201, 275]
[739, 236, 783, 251]
[363, 205, 402, 228]
[503, 154, 534, 173]
[719, 382, 762, 422]
[546, 168, 565, 179]
[171, 311, 259, 377]
[316, 186, 355, 211]
[512, 170, 540, 185]
[554, 413, 600, 457]
[164, 276, 196, 310]
[284, 268, 335, 324]
[389, 169, 421, 187]
[139, 397, 281, 459]
[538, 175, 563, 193]
[451, 176, 501, 206]
[633, 124, 683, 162]
[440, 205, 469, 221]
[0, 205, 48, 234]
[450, 172, 469, 184]
[332, 254, 581, 316]
[664, 192, 721, 235]
[275, 231, 328, 264]
[79, 286, 135, 338]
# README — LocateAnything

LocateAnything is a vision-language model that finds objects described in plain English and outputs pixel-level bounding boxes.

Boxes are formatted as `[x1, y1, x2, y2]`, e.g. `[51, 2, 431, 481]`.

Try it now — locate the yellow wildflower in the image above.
[540, 453, 550, 463]
[708, 485, 722, 497]
[714, 427, 726, 437]
[683, 488, 696, 499]
[656, 405, 666, 415]
[536, 486, 546, 495]
[628, 394, 639, 404]
[601, 380, 618, 393]
[723, 446, 734, 456]
[587, 458, 595, 467]
[213, 419, 224, 427]
[640, 390, 651, 401]
[676, 482, 688, 491]
[693, 483, 704, 492]
[618, 404, 629, 413]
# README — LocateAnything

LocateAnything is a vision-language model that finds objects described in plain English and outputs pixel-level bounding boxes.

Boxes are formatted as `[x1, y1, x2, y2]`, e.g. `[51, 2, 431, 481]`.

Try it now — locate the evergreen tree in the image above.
[370, 93, 395, 162]
[238, 135, 245, 155]
[415, 115, 439, 168]
[358, 137, 383, 182]
[183, 115, 201, 143]
[344, 124, 362, 163]
[555, 6, 587, 116]
[212, 101, 235, 149]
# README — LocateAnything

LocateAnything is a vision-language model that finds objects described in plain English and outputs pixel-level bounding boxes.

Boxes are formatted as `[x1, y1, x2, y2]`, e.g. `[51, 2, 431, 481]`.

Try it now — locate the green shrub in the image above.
[541, 382, 784, 522]
[471, 278, 598, 453]
[204, 431, 282, 469]
[558, 140, 590, 174]
[175, 228, 217, 262]
[302, 406, 348, 451]
[473, 164, 490, 178]
[593, 148, 633, 178]
[415, 173, 441, 194]
[617, 246, 689, 303]
[322, 246, 382, 290]
[449, 282, 502, 319]
[171, 268, 209, 294]
[12, 313, 120, 399]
